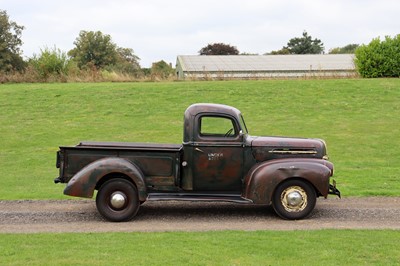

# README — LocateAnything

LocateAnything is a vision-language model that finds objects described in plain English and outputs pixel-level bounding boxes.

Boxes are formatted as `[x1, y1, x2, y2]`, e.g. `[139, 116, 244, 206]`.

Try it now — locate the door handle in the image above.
[195, 148, 204, 153]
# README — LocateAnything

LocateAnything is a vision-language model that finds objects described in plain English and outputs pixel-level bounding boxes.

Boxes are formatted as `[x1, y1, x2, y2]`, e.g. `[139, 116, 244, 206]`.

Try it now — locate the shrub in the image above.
[29, 46, 72, 81]
[355, 35, 400, 78]
[150, 60, 175, 80]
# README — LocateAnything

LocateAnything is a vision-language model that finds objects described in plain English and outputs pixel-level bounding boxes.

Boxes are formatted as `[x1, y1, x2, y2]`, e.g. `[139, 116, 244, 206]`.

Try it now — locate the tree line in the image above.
[1, 10, 399, 82]
[0, 10, 175, 82]
[198, 35, 399, 78]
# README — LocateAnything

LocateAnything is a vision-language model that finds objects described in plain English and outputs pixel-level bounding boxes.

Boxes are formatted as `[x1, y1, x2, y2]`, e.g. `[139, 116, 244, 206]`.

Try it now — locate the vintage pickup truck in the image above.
[55, 103, 340, 222]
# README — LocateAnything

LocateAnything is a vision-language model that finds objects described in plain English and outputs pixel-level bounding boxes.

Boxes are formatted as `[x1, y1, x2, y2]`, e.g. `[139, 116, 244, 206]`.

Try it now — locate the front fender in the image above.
[63, 157, 147, 201]
[242, 158, 333, 204]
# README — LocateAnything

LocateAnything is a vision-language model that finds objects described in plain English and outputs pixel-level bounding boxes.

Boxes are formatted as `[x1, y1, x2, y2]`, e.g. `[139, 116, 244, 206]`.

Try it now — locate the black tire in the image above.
[96, 178, 140, 222]
[272, 179, 317, 220]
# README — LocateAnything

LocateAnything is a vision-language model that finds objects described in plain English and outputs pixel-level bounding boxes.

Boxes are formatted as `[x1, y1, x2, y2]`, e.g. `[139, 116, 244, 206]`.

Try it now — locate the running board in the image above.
[147, 193, 253, 204]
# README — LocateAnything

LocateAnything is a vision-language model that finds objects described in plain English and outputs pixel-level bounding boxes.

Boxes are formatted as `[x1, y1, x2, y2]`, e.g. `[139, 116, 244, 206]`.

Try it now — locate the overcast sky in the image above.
[2, 0, 399, 67]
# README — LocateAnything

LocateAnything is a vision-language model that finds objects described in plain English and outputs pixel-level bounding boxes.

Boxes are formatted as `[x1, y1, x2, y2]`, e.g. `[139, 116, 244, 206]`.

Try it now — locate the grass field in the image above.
[1, 230, 400, 265]
[1, 79, 399, 199]
[1, 79, 399, 265]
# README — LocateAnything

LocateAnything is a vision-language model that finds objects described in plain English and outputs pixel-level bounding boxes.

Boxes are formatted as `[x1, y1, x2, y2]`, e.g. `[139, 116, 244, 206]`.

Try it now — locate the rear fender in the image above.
[242, 158, 333, 204]
[63, 157, 147, 201]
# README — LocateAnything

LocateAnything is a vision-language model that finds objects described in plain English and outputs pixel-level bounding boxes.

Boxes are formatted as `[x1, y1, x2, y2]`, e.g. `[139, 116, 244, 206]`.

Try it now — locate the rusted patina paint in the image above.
[63, 157, 147, 201]
[243, 158, 333, 204]
[55, 103, 339, 221]
[251, 136, 327, 161]
[191, 145, 243, 191]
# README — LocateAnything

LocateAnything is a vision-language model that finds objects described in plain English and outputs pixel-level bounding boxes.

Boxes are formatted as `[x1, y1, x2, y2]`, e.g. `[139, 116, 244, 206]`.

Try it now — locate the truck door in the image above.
[191, 115, 244, 191]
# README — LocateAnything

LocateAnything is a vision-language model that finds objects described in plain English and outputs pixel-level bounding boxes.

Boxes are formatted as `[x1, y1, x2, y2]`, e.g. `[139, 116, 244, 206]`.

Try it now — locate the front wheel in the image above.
[96, 178, 140, 222]
[272, 179, 316, 220]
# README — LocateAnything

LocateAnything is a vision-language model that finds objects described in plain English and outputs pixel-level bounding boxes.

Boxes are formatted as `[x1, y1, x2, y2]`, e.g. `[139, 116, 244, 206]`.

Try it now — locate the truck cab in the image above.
[181, 103, 249, 191]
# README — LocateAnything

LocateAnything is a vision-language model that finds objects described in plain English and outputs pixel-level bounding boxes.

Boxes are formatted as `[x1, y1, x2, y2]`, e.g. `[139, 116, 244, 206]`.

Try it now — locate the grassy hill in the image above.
[0, 79, 399, 199]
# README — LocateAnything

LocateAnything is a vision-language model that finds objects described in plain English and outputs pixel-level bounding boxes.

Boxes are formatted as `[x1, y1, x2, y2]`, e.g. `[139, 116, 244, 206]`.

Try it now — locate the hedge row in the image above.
[355, 35, 400, 78]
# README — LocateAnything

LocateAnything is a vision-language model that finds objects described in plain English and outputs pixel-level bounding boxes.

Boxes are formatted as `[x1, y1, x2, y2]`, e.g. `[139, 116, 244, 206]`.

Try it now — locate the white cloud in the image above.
[1, 0, 399, 67]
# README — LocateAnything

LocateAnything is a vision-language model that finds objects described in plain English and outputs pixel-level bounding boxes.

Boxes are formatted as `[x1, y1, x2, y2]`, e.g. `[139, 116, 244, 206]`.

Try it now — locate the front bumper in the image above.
[328, 180, 341, 198]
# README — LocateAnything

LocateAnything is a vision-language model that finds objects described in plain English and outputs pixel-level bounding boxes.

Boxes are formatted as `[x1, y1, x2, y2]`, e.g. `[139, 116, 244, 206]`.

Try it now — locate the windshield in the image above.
[239, 114, 249, 134]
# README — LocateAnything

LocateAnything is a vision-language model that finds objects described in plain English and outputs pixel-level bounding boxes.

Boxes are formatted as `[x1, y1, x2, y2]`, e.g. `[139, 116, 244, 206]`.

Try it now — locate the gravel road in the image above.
[1, 197, 400, 233]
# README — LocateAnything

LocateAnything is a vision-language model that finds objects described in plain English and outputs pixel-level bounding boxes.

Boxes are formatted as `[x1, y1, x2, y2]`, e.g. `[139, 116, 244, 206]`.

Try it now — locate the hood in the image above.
[250, 136, 327, 162]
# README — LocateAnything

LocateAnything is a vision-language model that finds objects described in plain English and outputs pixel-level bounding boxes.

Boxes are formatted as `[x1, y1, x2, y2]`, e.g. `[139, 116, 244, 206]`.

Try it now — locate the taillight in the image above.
[56, 151, 61, 168]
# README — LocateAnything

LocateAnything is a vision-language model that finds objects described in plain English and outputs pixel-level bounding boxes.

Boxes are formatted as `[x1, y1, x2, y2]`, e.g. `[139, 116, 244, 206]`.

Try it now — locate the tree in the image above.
[113, 47, 141, 74]
[284, 31, 324, 54]
[199, 43, 239, 55]
[266, 48, 290, 55]
[329, 44, 359, 54]
[0, 10, 25, 72]
[68, 31, 118, 69]
[151, 60, 174, 79]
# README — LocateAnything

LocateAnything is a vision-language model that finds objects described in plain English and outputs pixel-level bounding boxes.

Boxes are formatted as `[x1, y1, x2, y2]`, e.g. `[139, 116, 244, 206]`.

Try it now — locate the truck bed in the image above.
[58, 141, 182, 190]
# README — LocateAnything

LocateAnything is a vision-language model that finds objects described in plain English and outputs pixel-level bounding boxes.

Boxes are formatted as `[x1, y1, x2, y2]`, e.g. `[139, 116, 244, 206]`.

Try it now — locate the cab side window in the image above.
[199, 116, 236, 137]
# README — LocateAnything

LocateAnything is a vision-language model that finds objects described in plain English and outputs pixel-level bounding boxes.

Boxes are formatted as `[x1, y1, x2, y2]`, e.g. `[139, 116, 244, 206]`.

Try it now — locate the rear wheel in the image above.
[96, 178, 140, 222]
[272, 179, 316, 220]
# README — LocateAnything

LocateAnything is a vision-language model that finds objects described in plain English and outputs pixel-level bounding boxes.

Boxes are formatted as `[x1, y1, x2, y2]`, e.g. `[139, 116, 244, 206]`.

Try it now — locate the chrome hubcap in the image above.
[281, 186, 307, 212]
[110, 192, 127, 209]
[287, 191, 303, 206]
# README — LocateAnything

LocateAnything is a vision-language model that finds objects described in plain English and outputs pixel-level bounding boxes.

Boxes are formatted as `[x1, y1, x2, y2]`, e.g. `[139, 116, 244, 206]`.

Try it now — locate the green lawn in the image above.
[1, 230, 399, 265]
[0, 79, 399, 199]
[1, 80, 399, 265]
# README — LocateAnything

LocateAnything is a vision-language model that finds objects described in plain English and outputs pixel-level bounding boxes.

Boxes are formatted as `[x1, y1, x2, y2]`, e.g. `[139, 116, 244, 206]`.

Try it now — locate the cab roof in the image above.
[183, 103, 243, 143]
[185, 103, 242, 117]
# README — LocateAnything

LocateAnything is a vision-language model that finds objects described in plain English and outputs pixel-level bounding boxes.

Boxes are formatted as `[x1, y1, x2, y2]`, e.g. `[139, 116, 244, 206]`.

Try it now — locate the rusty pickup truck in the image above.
[54, 103, 340, 222]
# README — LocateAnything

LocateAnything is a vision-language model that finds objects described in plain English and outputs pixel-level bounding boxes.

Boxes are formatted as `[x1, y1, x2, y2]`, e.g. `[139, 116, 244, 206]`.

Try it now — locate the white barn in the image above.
[176, 54, 356, 80]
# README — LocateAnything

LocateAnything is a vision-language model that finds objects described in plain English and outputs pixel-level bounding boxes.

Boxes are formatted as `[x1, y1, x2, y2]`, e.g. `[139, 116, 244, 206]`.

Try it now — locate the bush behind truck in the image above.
[55, 103, 340, 221]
